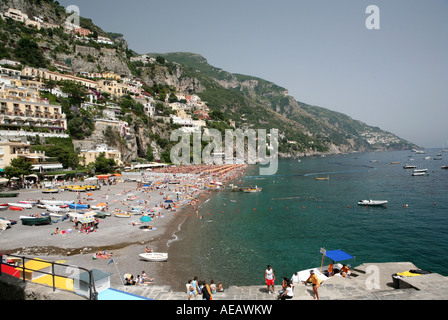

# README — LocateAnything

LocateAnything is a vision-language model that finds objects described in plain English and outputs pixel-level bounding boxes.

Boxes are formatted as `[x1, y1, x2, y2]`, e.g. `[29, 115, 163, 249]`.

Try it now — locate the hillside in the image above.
[146, 52, 418, 154]
[0, 0, 418, 171]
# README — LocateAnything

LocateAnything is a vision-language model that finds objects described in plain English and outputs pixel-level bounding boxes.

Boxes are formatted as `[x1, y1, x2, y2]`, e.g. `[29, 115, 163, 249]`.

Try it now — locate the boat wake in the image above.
[246, 162, 377, 179]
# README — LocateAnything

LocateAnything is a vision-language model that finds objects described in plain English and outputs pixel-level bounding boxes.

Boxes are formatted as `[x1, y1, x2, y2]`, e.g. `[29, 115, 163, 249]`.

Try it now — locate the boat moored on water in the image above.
[412, 171, 427, 176]
[243, 186, 262, 193]
[358, 200, 388, 206]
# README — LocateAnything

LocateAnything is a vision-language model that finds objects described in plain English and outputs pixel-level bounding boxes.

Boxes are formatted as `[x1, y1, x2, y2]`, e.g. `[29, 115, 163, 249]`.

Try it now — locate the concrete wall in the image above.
[0, 274, 86, 300]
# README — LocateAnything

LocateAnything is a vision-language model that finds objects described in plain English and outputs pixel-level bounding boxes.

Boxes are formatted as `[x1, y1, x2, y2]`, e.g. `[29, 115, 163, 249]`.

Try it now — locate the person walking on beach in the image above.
[265, 265, 276, 295]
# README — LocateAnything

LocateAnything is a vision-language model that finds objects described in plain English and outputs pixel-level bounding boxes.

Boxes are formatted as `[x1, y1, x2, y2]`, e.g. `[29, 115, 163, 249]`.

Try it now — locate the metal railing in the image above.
[0, 253, 97, 300]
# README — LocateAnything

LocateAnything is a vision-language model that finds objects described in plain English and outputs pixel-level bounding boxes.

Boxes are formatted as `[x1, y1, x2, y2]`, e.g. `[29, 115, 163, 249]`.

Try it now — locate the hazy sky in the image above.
[58, 0, 448, 148]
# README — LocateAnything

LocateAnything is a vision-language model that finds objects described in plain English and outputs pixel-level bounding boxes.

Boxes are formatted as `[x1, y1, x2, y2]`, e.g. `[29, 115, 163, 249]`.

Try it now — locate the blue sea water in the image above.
[170, 150, 448, 287]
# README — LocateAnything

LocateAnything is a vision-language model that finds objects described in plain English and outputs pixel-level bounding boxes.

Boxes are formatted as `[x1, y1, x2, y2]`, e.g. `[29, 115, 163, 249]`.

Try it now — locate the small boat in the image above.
[45, 204, 69, 212]
[68, 212, 84, 221]
[114, 212, 131, 218]
[18, 201, 35, 206]
[243, 187, 262, 193]
[413, 168, 428, 173]
[412, 172, 427, 176]
[403, 165, 417, 169]
[40, 200, 75, 206]
[139, 252, 168, 262]
[391, 162, 400, 164]
[0, 193, 19, 198]
[9, 206, 24, 211]
[68, 203, 89, 210]
[42, 189, 60, 194]
[315, 176, 329, 180]
[0, 204, 9, 211]
[8, 202, 32, 209]
[442, 166, 448, 169]
[20, 216, 52, 226]
[358, 200, 388, 206]
[94, 212, 107, 219]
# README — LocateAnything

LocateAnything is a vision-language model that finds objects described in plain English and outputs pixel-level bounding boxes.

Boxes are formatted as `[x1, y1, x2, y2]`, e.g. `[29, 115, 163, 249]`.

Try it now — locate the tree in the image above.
[93, 152, 116, 174]
[3, 158, 33, 183]
[14, 37, 47, 68]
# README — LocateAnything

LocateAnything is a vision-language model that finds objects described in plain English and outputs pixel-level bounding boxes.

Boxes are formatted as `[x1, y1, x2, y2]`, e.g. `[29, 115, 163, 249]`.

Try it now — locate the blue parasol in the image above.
[140, 215, 152, 222]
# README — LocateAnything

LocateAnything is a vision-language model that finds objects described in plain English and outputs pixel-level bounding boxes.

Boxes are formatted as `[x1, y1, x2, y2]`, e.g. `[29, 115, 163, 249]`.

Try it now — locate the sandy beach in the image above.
[0, 164, 246, 293]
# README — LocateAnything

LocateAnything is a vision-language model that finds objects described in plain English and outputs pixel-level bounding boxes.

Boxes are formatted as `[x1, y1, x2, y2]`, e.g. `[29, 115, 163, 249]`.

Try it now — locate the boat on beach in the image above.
[45, 204, 69, 212]
[114, 211, 131, 218]
[20, 216, 52, 226]
[139, 252, 168, 262]
[68, 203, 89, 210]
[42, 188, 60, 194]
[39, 200, 75, 206]
[8, 202, 32, 209]
[0, 203, 8, 211]
[358, 200, 388, 206]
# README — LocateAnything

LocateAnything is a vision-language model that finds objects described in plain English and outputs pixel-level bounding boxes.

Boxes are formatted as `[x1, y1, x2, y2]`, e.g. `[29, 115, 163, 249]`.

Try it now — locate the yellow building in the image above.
[0, 139, 46, 170]
[98, 79, 127, 98]
[22, 67, 98, 89]
[0, 97, 67, 133]
[101, 72, 121, 80]
[79, 144, 122, 167]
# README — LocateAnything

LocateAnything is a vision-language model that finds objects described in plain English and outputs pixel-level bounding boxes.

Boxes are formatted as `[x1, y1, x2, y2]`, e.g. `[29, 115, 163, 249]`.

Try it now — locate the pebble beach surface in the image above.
[0, 169, 234, 291]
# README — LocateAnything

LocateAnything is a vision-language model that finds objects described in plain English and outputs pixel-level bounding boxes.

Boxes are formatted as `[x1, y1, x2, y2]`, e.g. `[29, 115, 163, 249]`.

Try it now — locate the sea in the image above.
[168, 149, 448, 287]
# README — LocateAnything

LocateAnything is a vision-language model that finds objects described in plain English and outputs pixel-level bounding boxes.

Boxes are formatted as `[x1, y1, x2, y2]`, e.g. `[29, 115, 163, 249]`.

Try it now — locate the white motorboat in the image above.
[45, 204, 69, 212]
[357, 200, 388, 206]
[8, 202, 32, 209]
[412, 172, 427, 176]
[139, 252, 168, 262]
[39, 200, 75, 206]
[413, 168, 428, 173]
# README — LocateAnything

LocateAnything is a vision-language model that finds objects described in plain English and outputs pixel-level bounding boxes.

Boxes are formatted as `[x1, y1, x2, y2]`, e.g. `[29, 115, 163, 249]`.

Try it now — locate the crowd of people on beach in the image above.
[186, 276, 224, 300]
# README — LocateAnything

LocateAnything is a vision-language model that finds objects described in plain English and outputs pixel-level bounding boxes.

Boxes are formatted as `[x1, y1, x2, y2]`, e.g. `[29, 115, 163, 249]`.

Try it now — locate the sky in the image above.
[58, 0, 448, 148]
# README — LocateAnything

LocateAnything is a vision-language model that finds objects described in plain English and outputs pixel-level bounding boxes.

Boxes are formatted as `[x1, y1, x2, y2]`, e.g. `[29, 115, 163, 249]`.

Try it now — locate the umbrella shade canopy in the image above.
[81, 216, 94, 223]
[97, 203, 107, 207]
[140, 215, 152, 222]
[150, 207, 162, 211]
[323, 249, 354, 262]
[164, 200, 173, 203]
[86, 193, 93, 196]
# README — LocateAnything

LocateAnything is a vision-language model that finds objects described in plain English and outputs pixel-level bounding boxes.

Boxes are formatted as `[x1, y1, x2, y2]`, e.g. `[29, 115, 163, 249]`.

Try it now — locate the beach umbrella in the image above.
[97, 202, 107, 207]
[140, 215, 152, 222]
[87, 192, 93, 196]
[81, 215, 94, 223]
[164, 199, 174, 203]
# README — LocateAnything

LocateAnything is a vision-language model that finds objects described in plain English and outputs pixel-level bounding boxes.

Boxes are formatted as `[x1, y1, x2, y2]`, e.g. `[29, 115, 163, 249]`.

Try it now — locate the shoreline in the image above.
[0, 165, 247, 291]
